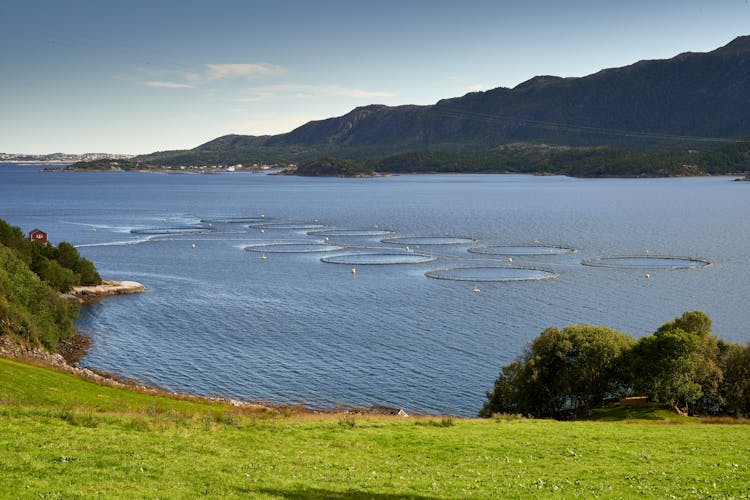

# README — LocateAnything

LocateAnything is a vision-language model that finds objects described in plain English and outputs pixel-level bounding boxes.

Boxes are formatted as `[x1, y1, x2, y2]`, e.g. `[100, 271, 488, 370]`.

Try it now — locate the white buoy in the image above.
[473, 287, 481, 293]
[260, 228, 265, 233]
[405, 246, 410, 252]
[191, 243, 196, 249]
[260, 213, 265, 218]
[261, 254, 267, 260]
[507, 257, 513, 264]
[91, 227, 96, 232]
[351, 268, 357, 275]
[324, 236, 329, 242]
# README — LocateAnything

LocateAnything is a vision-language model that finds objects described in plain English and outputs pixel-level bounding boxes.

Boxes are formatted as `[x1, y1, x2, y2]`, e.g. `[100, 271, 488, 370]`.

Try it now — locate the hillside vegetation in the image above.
[0, 218, 100, 350]
[0, 357, 748, 498]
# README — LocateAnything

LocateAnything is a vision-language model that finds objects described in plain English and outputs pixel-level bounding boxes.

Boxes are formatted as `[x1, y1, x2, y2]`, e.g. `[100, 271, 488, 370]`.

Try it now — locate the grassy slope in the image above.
[1, 358, 748, 499]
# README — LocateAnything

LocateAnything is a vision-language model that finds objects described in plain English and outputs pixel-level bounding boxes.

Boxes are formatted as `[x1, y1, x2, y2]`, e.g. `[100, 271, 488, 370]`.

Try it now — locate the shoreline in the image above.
[2, 279, 411, 417]
[0, 337, 410, 416]
[64, 279, 146, 304]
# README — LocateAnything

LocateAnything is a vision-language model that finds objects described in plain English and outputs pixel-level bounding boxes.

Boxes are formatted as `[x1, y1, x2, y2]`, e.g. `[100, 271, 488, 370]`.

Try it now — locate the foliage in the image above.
[0, 218, 101, 291]
[295, 157, 373, 177]
[480, 325, 634, 418]
[483, 312, 750, 418]
[1, 358, 749, 498]
[718, 341, 750, 417]
[0, 246, 76, 350]
[630, 311, 722, 415]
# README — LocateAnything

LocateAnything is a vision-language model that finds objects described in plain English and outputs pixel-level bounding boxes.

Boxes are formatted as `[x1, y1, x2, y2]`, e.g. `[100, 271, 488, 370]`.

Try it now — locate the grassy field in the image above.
[1, 357, 748, 498]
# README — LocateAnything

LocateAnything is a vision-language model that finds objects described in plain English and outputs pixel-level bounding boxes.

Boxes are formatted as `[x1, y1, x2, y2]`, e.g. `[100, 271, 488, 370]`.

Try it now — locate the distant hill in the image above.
[134, 37, 750, 175]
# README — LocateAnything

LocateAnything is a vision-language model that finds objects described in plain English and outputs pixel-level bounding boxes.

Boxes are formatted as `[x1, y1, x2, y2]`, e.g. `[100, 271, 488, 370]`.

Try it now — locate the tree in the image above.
[34, 258, 80, 292]
[77, 258, 101, 286]
[718, 342, 750, 417]
[481, 325, 634, 418]
[628, 311, 722, 415]
[0, 245, 75, 350]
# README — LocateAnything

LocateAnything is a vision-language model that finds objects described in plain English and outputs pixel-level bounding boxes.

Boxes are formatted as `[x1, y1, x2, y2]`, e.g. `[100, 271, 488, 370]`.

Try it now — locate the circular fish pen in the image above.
[130, 226, 214, 235]
[425, 266, 559, 282]
[307, 228, 396, 237]
[468, 244, 575, 256]
[381, 236, 477, 246]
[244, 242, 344, 253]
[321, 252, 437, 265]
[201, 217, 270, 224]
[581, 256, 710, 270]
[248, 222, 327, 231]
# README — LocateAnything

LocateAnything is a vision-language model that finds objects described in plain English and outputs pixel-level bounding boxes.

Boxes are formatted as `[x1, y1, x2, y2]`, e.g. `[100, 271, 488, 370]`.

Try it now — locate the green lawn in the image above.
[1, 357, 748, 499]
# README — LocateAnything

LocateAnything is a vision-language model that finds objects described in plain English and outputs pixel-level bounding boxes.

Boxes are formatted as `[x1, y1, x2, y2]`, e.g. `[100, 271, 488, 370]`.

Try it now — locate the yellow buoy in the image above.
[324, 236, 330, 242]
[261, 254, 267, 260]
[473, 287, 481, 293]
[405, 246, 410, 252]
[507, 257, 513, 264]
[351, 268, 357, 274]
[645, 273, 651, 279]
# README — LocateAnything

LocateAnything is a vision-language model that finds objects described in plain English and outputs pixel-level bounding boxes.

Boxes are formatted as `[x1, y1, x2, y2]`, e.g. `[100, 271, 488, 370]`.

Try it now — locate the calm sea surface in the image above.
[1, 163, 748, 415]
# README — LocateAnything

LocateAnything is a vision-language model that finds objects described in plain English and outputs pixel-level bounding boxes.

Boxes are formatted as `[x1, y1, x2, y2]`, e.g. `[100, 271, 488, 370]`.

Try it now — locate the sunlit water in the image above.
[1, 163, 748, 415]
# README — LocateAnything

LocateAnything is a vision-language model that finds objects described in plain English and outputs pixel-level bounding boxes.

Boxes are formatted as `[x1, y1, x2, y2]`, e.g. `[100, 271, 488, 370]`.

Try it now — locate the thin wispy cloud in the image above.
[205, 63, 284, 81]
[467, 84, 484, 92]
[238, 83, 397, 101]
[139, 63, 285, 89]
[142, 81, 195, 89]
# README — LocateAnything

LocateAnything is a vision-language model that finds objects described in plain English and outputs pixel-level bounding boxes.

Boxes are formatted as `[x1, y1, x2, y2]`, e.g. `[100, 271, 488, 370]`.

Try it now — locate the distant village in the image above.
[53, 158, 296, 174]
[0, 152, 133, 162]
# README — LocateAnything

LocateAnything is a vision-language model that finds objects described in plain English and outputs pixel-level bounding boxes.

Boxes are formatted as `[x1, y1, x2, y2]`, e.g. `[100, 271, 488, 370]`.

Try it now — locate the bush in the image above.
[482, 312, 750, 418]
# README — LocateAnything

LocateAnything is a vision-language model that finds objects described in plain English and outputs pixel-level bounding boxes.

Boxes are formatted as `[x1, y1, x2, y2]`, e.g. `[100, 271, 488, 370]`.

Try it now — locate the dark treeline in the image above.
[0, 218, 102, 351]
[75, 140, 750, 178]
[480, 312, 750, 419]
[295, 157, 373, 177]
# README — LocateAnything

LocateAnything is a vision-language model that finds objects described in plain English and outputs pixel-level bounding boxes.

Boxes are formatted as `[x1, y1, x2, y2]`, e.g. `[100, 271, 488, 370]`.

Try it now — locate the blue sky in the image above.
[1, 0, 748, 154]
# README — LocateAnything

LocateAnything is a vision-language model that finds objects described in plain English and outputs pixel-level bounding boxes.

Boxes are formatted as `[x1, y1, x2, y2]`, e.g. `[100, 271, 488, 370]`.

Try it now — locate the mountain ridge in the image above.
[134, 36, 750, 169]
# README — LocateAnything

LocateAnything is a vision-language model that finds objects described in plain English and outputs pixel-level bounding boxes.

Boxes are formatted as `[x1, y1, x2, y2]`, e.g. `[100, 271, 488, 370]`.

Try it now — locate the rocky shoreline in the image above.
[64, 279, 146, 303]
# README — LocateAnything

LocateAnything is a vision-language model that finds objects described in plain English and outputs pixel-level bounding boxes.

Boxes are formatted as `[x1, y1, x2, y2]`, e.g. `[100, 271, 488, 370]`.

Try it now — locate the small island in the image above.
[287, 156, 379, 177]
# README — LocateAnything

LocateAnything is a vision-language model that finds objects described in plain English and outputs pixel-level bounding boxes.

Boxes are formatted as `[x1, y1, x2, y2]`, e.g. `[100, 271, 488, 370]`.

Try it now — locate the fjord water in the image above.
[2, 164, 748, 415]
